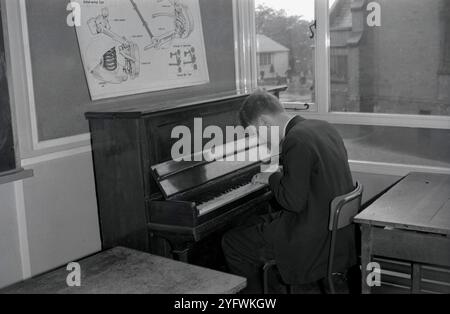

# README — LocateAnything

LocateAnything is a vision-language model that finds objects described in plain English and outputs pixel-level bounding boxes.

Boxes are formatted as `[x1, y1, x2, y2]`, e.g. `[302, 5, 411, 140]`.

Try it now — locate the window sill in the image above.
[287, 111, 450, 129]
[0, 168, 34, 186]
[349, 160, 450, 177]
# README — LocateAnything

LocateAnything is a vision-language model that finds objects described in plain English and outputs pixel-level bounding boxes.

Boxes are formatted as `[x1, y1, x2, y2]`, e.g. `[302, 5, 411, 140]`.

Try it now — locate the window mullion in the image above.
[234, 0, 257, 93]
[315, 0, 330, 114]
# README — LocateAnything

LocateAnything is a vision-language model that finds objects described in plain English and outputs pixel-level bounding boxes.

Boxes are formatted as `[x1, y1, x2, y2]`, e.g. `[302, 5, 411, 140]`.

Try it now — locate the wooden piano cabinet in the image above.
[86, 86, 287, 266]
[88, 117, 150, 252]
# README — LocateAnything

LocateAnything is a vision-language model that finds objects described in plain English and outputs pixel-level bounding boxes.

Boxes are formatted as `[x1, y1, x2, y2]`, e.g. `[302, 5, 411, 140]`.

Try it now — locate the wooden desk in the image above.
[1, 247, 246, 294]
[354, 172, 450, 294]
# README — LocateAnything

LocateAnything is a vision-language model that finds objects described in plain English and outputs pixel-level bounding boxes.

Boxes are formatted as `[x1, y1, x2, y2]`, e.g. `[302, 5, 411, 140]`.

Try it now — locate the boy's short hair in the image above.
[239, 89, 284, 127]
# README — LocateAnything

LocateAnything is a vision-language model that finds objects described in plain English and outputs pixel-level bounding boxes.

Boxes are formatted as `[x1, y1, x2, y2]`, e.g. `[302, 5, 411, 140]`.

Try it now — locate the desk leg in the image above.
[361, 225, 373, 294]
[411, 263, 421, 294]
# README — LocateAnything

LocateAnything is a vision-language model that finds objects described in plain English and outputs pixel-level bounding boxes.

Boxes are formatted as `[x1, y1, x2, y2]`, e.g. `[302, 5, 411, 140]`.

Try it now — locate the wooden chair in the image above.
[263, 182, 363, 294]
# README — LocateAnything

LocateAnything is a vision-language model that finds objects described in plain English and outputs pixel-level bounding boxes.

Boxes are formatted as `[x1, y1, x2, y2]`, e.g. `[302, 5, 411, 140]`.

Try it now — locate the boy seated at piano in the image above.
[222, 90, 357, 293]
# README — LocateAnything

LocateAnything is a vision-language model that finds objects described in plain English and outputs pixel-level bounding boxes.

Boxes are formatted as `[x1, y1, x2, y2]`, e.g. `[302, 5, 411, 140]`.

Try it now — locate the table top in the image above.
[1, 247, 246, 294]
[354, 172, 450, 235]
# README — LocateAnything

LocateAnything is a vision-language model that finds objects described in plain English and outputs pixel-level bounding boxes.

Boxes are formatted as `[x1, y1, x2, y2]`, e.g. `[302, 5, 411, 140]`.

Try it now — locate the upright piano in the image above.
[86, 86, 286, 265]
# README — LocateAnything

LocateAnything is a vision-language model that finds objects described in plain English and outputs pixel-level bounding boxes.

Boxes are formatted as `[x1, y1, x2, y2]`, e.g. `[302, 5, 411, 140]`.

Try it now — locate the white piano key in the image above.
[197, 182, 267, 216]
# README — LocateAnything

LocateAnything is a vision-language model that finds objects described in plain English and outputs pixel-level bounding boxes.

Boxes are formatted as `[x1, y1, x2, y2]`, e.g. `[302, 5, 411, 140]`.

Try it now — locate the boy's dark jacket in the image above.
[267, 116, 357, 284]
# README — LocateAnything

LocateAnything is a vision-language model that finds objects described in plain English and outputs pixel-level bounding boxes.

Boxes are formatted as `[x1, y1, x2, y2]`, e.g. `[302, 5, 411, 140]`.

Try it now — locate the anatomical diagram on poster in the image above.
[73, 0, 209, 100]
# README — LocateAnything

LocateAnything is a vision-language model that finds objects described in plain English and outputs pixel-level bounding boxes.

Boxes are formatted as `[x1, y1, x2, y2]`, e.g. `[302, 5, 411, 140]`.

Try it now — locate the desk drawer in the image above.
[373, 257, 450, 294]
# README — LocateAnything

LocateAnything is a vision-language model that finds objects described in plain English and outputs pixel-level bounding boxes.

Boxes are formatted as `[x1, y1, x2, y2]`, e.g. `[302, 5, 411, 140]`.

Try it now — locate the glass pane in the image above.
[255, 0, 316, 111]
[334, 124, 450, 168]
[329, 0, 450, 116]
[0, 5, 16, 174]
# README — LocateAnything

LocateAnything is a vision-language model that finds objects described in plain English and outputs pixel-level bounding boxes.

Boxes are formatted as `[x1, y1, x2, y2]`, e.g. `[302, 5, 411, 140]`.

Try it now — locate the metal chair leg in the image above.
[286, 284, 292, 294]
[263, 260, 277, 294]
[328, 275, 336, 294]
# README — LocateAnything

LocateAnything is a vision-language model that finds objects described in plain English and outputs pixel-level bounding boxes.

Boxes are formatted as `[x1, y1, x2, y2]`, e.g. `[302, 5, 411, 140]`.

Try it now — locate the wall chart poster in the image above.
[73, 0, 209, 100]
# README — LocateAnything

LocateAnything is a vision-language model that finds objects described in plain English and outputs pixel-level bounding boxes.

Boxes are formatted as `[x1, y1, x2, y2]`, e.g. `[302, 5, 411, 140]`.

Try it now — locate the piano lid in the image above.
[152, 138, 272, 199]
[85, 86, 287, 119]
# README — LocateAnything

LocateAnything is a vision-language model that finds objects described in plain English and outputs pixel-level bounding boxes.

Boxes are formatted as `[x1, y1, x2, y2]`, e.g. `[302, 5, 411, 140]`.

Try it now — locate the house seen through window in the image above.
[255, 0, 316, 109]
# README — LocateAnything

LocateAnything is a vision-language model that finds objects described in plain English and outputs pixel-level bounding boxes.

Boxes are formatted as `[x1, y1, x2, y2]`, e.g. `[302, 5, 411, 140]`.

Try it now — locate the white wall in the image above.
[0, 182, 23, 288]
[0, 154, 101, 290]
[23, 152, 100, 276]
[0, 0, 101, 289]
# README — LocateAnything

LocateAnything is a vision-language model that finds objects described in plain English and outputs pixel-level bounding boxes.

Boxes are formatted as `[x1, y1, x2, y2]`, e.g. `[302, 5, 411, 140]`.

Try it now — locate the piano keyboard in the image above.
[197, 182, 267, 216]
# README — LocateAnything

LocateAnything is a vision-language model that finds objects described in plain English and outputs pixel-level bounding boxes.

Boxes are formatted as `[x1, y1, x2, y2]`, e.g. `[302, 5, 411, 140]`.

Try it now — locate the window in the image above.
[326, 0, 450, 173]
[329, 0, 450, 116]
[259, 52, 272, 66]
[0, 4, 16, 174]
[255, 0, 316, 110]
[439, 0, 450, 75]
[245, 0, 450, 172]
[334, 124, 450, 170]
[330, 54, 347, 82]
[442, 27, 450, 74]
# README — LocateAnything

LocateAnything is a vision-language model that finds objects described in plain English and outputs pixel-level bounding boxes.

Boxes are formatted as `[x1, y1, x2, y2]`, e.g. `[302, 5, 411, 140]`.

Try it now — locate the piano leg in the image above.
[164, 235, 229, 268]
[149, 233, 174, 258]
[173, 246, 191, 263]
[149, 199, 274, 267]
[150, 233, 194, 263]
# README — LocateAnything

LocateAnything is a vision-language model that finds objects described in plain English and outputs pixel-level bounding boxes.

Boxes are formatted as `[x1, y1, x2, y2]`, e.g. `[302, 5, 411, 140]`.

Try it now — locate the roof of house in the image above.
[329, 0, 352, 29]
[256, 34, 290, 53]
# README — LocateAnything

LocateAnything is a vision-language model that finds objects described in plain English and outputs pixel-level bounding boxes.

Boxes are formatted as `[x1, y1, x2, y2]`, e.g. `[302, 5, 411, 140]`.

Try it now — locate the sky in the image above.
[256, 0, 337, 21]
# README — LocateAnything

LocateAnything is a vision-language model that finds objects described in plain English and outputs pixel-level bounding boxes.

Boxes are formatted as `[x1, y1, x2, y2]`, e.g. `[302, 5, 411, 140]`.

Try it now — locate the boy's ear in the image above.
[253, 117, 262, 128]
[259, 114, 272, 127]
